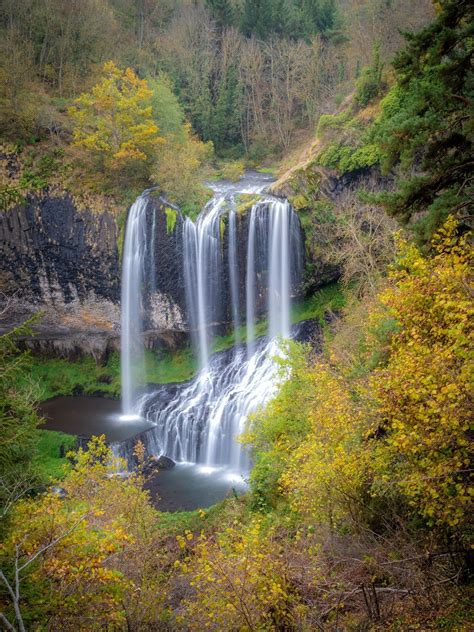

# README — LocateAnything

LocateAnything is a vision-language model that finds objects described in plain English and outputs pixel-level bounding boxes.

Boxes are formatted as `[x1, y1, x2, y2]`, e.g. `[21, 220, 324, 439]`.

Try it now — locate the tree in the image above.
[0, 436, 155, 630]
[148, 73, 186, 140]
[152, 123, 213, 214]
[370, 218, 473, 535]
[241, 0, 275, 39]
[323, 190, 398, 296]
[300, 0, 338, 37]
[371, 0, 474, 242]
[354, 43, 385, 107]
[0, 315, 42, 531]
[205, 0, 235, 29]
[68, 61, 163, 181]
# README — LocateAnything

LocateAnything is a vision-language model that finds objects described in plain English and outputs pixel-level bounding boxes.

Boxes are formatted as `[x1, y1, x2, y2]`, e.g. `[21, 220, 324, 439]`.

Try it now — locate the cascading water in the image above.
[120, 195, 148, 419]
[228, 200, 240, 341]
[120, 173, 304, 474]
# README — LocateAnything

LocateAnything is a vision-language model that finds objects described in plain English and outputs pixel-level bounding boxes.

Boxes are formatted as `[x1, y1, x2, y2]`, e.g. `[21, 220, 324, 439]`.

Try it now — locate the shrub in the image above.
[354, 44, 385, 108]
[219, 159, 245, 182]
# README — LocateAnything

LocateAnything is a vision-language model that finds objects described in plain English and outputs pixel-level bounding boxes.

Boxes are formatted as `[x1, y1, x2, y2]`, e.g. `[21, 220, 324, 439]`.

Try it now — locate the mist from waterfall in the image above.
[120, 173, 303, 473]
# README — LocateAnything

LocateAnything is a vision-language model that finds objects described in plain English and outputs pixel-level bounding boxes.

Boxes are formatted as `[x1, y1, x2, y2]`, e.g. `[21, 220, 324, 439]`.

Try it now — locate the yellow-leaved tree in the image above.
[176, 518, 292, 631]
[69, 61, 163, 182]
[0, 436, 156, 631]
[370, 218, 473, 533]
[277, 218, 472, 540]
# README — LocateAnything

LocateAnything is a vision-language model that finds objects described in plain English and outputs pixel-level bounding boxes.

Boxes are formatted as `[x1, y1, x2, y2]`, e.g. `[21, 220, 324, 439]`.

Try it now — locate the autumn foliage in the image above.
[69, 62, 162, 180]
[256, 218, 473, 541]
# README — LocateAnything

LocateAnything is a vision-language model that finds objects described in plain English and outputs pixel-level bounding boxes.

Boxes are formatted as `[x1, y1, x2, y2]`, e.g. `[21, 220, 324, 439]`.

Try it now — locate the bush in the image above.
[219, 159, 245, 182]
[355, 44, 385, 108]
[152, 123, 213, 214]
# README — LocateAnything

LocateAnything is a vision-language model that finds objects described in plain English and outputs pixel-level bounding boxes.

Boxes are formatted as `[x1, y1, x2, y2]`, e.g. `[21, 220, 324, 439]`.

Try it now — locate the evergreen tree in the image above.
[241, 0, 275, 39]
[0, 317, 42, 525]
[300, 0, 337, 37]
[211, 64, 242, 149]
[205, 0, 235, 29]
[355, 43, 385, 107]
[372, 0, 474, 242]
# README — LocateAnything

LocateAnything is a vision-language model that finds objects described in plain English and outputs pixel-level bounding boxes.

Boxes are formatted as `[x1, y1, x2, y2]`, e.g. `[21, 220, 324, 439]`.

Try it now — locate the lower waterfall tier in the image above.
[115, 319, 320, 473]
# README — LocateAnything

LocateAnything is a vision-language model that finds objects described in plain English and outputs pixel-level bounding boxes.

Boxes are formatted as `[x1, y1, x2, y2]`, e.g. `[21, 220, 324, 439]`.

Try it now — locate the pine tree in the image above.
[205, 0, 235, 29]
[241, 0, 275, 39]
[300, 0, 337, 37]
[372, 0, 474, 242]
[212, 64, 242, 149]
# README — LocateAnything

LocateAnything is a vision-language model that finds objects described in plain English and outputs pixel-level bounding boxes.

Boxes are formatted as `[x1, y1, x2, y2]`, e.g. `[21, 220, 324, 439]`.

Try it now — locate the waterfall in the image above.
[120, 173, 304, 473]
[228, 201, 240, 341]
[120, 195, 148, 418]
[184, 197, 226, 369]
[245, 205, 257, 357]
[140, 334, 291, 472]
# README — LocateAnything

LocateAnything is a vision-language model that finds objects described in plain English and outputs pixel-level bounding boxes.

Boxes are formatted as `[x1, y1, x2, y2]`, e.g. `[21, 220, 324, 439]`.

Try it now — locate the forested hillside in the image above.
[1, 1, 473, 630]
[1, 0, 433, 209]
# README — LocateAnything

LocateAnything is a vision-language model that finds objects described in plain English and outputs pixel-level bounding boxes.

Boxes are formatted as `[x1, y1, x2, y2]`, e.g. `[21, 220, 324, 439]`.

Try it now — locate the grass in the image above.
[24, 354, 121, 400]
[34, 429, 76, 481]
[24, 346, 198, 402]
[143, 347, 197, 384]
[256, 166, 276, 175]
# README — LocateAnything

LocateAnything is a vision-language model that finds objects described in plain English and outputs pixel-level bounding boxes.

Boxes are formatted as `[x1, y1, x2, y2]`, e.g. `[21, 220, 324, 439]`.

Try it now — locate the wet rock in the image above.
[156, 455, 176, 470]
[144, 454, 176, 474]
[51, 486, 68, 499]
[0, 192, 120, 358]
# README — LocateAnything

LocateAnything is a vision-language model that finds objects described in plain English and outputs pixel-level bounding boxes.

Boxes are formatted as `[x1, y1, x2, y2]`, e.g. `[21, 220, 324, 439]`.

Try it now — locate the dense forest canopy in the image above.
[0, 0, 433, 154]
[0, 0, 473, 630]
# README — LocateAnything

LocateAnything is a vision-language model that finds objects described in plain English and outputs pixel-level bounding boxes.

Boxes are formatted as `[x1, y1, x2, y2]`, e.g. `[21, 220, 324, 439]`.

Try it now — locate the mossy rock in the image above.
[234, 193, 261, 215]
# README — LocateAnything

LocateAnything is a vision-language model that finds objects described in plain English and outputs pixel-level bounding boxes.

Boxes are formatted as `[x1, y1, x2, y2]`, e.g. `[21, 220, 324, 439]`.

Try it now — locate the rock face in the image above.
[0, 189, 305, 360]
[0, 192, 197, 359]
[142, 195, 188, 350]
[0, 193, 120, 361]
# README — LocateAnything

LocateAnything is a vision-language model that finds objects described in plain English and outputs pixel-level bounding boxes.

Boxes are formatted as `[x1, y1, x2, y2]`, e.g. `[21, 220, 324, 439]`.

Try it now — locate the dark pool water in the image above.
[145, 463, 248, 512]
[39, 396, 247, 511]
[40, 396, 154, 442]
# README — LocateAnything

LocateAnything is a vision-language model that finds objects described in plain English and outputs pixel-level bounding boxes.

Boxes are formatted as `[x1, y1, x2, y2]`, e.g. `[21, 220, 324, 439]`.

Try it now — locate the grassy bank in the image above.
[25, 346, 198, 402]
[35, 429, 77, 481]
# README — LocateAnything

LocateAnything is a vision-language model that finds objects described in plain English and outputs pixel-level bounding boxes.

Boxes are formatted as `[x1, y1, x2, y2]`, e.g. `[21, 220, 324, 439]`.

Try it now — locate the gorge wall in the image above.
[0, 193, 121, 361]
[1, 165, 373, 361]
[0, 190, 304, 360]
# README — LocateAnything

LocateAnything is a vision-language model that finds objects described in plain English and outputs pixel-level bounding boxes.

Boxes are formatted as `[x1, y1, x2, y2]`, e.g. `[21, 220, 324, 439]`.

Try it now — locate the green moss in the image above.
[34, 430, 76, 481]
[24, 346, 198, 403]
[144, 347, 197, 384]
[234, 193, 260, 215]
[316, 141, 380, 172]
[211, 317, 268, 354]
[116, 208, 127, 259]
[164, 206, 177, 233]
[22, 354, 121, 400]
[316, 109, 352, 137]
[291, 283, 345, 325]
